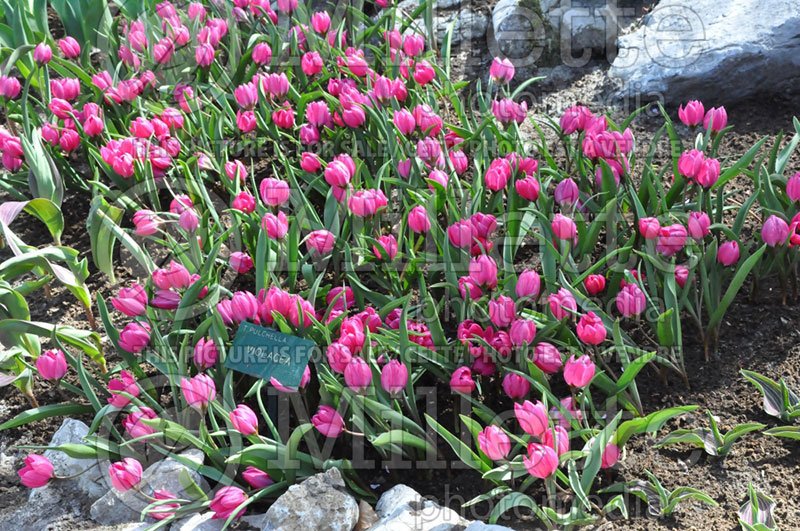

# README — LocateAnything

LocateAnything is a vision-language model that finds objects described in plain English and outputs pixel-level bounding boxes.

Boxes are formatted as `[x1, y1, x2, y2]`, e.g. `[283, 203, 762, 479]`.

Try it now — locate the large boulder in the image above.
[89, 450, 209, 526]
[491, 0, 627, 69]
[259, 468, 359, 531]
[609, 0, 800, 103]
[369, 484, 471, 530]
[30, 418, 107, 503]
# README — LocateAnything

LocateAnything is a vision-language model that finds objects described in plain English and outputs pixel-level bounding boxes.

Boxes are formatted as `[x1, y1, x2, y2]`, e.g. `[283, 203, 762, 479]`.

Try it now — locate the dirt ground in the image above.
[1, 66, 800, 529]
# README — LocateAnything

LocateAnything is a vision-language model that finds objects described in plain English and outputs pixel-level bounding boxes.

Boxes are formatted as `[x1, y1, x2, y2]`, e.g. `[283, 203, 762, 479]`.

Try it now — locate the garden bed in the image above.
[2, 81, 799, 529]
[2, 1, 800, 530]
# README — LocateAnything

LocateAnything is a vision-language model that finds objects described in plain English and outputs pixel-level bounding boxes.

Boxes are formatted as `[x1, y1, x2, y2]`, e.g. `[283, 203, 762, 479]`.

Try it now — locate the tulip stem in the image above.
[25, 392, 39, 409]
[343, 428, 365, 437]
[54, 463, 100, 480]
[133, 483, 159, 502]
[544, 477, 555, 509]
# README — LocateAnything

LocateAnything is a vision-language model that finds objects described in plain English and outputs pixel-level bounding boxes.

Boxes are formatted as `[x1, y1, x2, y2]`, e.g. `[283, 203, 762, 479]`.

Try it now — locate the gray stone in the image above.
[609, 0, 800, 103]
[398, 0, 463, 10]
[370, 484, 470, 531]
[240, 513, 268, 529]
[491, 0, 546, 67]
[170, 512, 225, 531]
[464, 523, 516, 530]
[436, 0, 463, 10]
[0, 451, 17, 477]
[260, 468, 359, 531]
[540, 0, 613, 52]
[375, 485, 422, 517]
[492, 0, 622, 68]
[30, 418, 107, 503]
[433, 10, 490, 45]
[117, 524, 155, 531]
[90, 450, 209, 526]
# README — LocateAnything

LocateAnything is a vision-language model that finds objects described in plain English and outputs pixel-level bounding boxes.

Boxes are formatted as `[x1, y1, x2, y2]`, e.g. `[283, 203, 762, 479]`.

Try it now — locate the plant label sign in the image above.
[225, 322, 314, 389]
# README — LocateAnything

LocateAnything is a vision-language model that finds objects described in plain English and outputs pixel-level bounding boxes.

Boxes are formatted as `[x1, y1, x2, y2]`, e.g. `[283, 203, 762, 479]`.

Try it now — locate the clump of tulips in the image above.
[1, 0, 794, 527]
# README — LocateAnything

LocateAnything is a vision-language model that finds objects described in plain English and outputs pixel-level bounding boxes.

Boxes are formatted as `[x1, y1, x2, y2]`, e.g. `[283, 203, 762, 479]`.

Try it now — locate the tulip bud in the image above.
[762, 215, 789, 246]
[502, 373, 530, 399]
[696, 158, 720, 188]
[229, 252, 253, 273]
[122, 407, 158, 439]
[35, 349, 68, 381]
[193, 338, 218, 370]
[560, 105, 593, 134]
[489, 295, 516, 328]
[149, 490, 179, 521]
[344, 357, 372, 393]
[515, 270, 541, 299]
[678, 149, 705, 179]
[230, 404, 258, 435]
[427, 169, 449, 192]
[533, 342, 563, 373]
[179, 208, 199, 232]
[616, 283, 646, 317]
[108, 458, 143, 491]
[576, 312, 606, 345]
[84, 114, 104, 136]
[18, 455, 54, 488]
[261, 211, 289, 240]
[306, 229, 335, 254]
[242, 466, 274, 488]
[703, 106, 727, 133]
[638, 217, 661, 239]
[675, 265, 690, 288]
[551, 213, 577, 240]
[524, 443, 558, 478]
[509, 319, 536, 346]
[678, 100, 704, 127]
[563, 354, 596, 387]
[548, 288, 577, 320]
[133, 210, 161, 235]
[312, 405, 345, 437]
[252, 42, 272, 65]
[515, 175, 540, 201]
[393, 109, 416, 136]
[478, 425, 511, 461]
[372, 234, 398, 261]
[119, 321, 151, 353]
[181, 373, 216, 411]
[209, 486, 248, 520]
[601, 443, 621, 468]
[311, 11, 331, 33]
[408, 206, 431, 233]
[542, 425, 570, 456]
[468, 255, 498, 290]
[380, 360, 408, 395]
[33, 43, 52, 65]
[489, 57, 515, 84]
[717, 241, 740, 266]
[515, 400, 548, 437]
[787, 173, 800, 202]
[656, 223, 687, 256]
[554, 178, 579, 205]
[450, 366, 475, 393]
[58, 37, 81, 58]
[108, 370, 139, 407]
[551, 396, 583, 428]
[583, 274, 606, 296]
[484, 158, 511, 191]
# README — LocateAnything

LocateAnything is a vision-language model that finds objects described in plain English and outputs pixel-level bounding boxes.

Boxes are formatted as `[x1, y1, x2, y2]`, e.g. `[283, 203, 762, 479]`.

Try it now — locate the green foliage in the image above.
[602, 469, 718, 518]
[655, 410, 765, 457]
